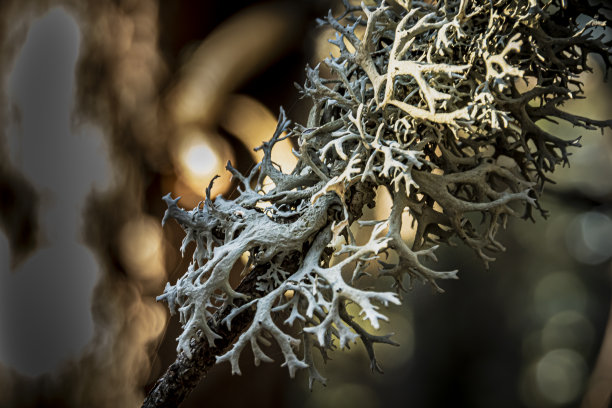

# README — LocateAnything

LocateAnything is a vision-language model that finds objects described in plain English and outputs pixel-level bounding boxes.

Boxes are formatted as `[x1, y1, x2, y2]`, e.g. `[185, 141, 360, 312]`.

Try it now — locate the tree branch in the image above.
[141, 266, 263, 408]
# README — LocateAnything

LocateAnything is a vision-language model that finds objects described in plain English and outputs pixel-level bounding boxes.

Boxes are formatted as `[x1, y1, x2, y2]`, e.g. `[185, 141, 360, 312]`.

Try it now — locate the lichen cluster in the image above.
[159, 0, 612, 387]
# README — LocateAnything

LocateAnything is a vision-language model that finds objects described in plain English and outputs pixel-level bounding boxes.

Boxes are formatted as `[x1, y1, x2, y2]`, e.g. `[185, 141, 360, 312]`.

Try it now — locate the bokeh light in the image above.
[565, 211, 612, 265]
[535, 348, 588, 405]
[533, 271, 588, 319]
[541, 311, 595, 355]
[118, 216, 166, 290]
[172, 128, 234, 201]
[182, 143, 218, 177]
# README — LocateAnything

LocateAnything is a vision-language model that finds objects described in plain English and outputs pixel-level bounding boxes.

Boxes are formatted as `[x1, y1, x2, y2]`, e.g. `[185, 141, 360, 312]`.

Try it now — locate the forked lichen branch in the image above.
[148, 0, 612, 403]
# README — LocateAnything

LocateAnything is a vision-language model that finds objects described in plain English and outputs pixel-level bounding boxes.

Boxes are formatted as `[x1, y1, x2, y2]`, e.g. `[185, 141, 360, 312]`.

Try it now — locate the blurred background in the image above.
[0, 1, 611, 407]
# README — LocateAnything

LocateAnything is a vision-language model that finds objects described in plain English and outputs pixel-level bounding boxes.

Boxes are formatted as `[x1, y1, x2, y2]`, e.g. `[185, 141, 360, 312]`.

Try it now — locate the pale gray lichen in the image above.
[158, 0, 612, 388]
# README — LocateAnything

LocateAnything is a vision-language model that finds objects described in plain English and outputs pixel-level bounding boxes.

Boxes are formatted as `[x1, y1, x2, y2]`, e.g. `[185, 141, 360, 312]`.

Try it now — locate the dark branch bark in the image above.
[141, 270, 261, 408]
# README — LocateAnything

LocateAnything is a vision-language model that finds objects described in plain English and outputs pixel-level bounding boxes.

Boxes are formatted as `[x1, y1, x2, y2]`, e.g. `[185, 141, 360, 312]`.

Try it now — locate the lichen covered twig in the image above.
[147, 0, 612, 405]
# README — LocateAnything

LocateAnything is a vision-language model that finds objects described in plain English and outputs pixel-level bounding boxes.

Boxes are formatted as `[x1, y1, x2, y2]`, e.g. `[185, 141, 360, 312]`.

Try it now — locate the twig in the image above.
[141, 269, 261, 408]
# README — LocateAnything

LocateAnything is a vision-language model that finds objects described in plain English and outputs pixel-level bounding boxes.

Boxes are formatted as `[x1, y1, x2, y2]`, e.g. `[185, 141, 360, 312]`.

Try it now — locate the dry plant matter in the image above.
[144, 0, 612, 406]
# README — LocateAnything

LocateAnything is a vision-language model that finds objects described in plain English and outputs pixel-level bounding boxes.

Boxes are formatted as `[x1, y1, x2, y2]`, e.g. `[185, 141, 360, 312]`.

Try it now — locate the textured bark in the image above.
[141, 269, 260, 408]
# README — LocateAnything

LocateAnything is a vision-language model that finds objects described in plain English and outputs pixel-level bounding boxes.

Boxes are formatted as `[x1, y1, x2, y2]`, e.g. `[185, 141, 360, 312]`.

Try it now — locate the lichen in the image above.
[158, 0, 612, 388]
